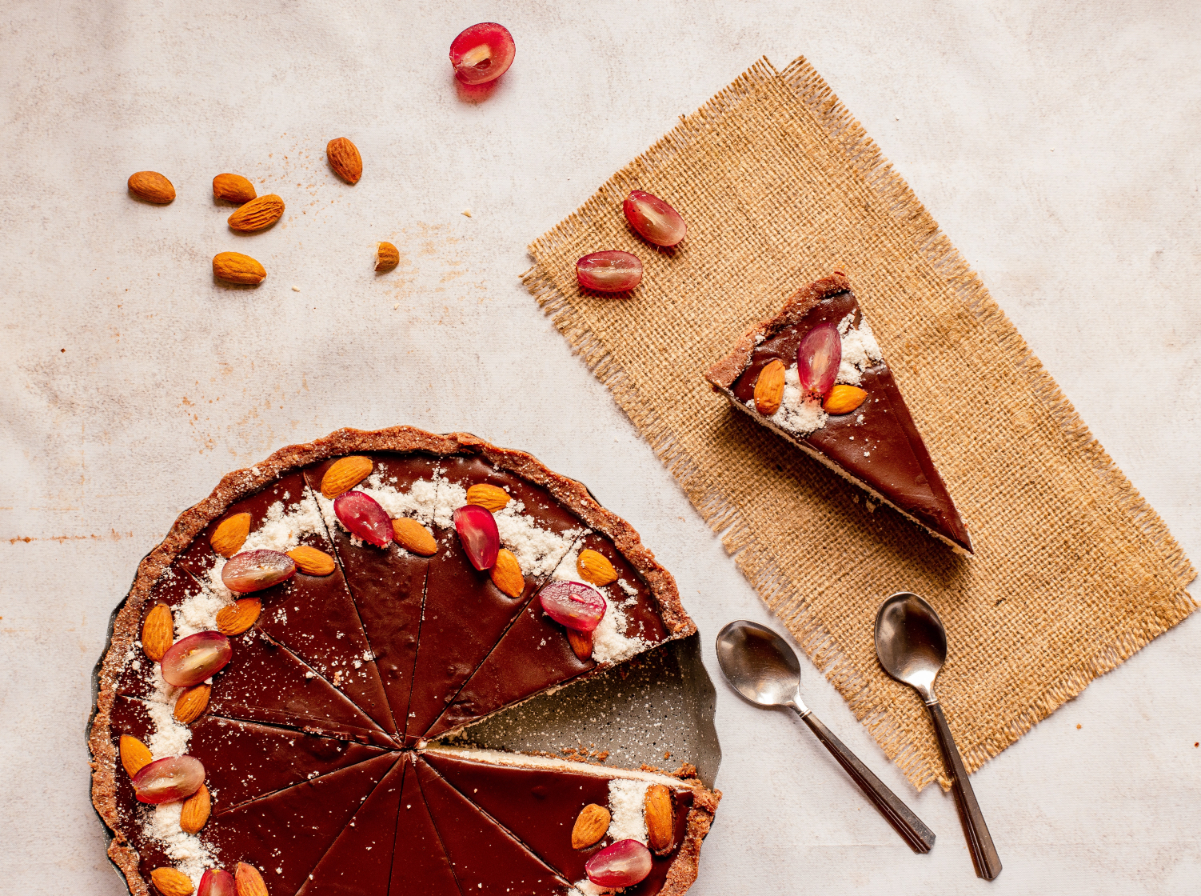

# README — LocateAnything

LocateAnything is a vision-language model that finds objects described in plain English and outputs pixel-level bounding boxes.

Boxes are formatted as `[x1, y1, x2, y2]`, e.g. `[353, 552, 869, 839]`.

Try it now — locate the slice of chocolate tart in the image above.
[705, 273, 972, 554]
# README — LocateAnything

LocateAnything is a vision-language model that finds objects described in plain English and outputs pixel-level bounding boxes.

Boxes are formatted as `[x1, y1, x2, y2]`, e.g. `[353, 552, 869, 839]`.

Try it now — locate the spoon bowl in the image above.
[715, 620, 802, 708]
[874, 592, 947, 702]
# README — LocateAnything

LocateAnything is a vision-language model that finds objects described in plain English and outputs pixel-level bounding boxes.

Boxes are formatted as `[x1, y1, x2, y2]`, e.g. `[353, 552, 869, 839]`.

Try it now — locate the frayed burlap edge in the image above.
[522, 57, 1195, 789]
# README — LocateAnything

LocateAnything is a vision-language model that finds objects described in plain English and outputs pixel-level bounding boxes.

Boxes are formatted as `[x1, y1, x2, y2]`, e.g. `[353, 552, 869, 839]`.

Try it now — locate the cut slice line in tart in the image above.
[705, 272, 973, 554]
[89, 426, 718, 896]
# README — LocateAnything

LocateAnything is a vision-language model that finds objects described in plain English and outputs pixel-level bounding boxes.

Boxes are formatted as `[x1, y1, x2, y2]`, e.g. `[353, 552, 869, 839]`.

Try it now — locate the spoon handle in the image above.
[926, 701, 1002, 880]
[798, 709, 936, 853]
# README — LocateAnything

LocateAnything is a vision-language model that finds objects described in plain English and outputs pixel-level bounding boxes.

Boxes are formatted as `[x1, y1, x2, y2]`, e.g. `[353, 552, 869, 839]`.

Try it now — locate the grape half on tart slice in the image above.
[89, 427, 718, 896]
[705, 273, 972, 554]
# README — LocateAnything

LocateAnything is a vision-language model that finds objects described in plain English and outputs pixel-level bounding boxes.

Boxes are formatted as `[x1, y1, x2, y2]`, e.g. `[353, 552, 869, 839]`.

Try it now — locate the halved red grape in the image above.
[576, 251, 643, 293]
[453, 504, 500, 571]
[623, 190, 687, 247]
[450, 23, 515, 85]
[585, 839, 653, 888]
[540, 581, 606, 633]
[132, 755, 205, 804]
[161, 631, 232, 688]
[221, 549, 296, 593]
[334, 490, 393, 548]
[199, 869, 236, 896]
[798, 322, 841, 399]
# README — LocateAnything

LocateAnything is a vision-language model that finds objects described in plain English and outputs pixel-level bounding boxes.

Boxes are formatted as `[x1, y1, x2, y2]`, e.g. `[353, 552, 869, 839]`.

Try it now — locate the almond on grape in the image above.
[120, 734, 153, 777]
[151, 867, 195, 896]
[142, 603, 174, 662]
[327, 137, 362, 184]
[466, 483, 510, 512]
[180, 783, 211, 833]
[320, 456, 373, 498]
[392, 518, 437, 556]
[287, 545, 336, 576]
[216, 598, 261, 636]
[577, 549, 617, 586]
[128, 171, 176, 204]
[571, 803, 610, 849]
[490, 548, 524, 598]
[566, 628, 593, 661]
[227, 194, 285, 232]
[823, 384, 868, 415]
[212, 252, 266, 285]
[211, 512, 251, 557]
[174, 684, 211, 724]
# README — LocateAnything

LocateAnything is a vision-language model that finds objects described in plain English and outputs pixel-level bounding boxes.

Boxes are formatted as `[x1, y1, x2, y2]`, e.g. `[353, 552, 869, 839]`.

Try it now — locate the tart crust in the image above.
[89, 426, 711, 896]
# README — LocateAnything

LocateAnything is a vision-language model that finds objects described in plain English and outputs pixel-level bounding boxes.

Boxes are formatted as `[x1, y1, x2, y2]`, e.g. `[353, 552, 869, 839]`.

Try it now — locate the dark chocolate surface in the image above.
[729, 289, 971, 551]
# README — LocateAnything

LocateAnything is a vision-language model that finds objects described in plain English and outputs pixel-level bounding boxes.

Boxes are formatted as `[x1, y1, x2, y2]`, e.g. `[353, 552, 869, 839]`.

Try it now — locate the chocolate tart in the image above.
[706, 273, 972, 554]
[89, 427, 719, 896]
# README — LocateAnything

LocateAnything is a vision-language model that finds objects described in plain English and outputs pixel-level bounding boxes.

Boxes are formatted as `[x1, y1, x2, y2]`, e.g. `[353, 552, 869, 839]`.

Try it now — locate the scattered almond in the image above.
[644, 783, 675, 853]
[490, 549, 524, 598]
[320, 455, 373, 498]
[571, 803, 611, 849]
[577, 549, 617, 587]
[327, 137, 363, 184]
[142, 603, 174, 662]
[151, 867, 194, 896]
[174, 683, 211, 724]
[566, 628, 594, 662]
[287, 545, 336, 576]
[375, 242, 400, 271]
[216, 598, 261, 636]
[128, 171, 176, 204]
[228, 194, 285, 232]
[754, 359, 786, 416]
[180, 783, 211, 833]
[211, 512, 252, 557]
[392, 518, 437, 556]
[235, 862, 269, 896]
[823, 383, 868, 415]
[212, 251, 266, 285]
[212, 173, 257, 204]
[466, 483, 510, 512]
[120, 734, 153, 777]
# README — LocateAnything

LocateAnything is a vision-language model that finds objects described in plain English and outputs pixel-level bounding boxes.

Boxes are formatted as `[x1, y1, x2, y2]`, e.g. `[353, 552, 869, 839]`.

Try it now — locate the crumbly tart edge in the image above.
[89, 426, 700, 896]
[703, 273, 973, 556]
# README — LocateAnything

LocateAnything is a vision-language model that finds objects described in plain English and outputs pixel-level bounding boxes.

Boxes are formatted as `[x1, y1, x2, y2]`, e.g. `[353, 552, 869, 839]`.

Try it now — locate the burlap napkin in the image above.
[522, 57, 1195, 789]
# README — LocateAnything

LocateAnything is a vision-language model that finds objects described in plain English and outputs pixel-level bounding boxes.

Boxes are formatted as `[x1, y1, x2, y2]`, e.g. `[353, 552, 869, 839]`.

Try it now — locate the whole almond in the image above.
[213, 173, 257, 204]
[577, 549, 618, 587]
[180, 783, 211, 833]
[211, 512, 252, 557]
[571, 803, 611, 849]
[287, 545, 336, 576]
[320, 456, 373, 498]
[216, 597, 261, 636]
[754, 359, 786, 416]
[375, 242, 400, 272]
[228, 194, 285, 232]
[235, 862, 269, 896]
[392, 518, 437, 556]
[142, 603, 174, 662]
[174, 683, 211, 724]
[151, 867, 194, 896]
[212, 252, 266, 285]
[128, 171, 176, 204]
[644, 784, 675, 853]
[466, 483, 510, 512]
[327, 137, 363, 184]
[823, 383, 868, 415]
[120, 734, 153, 777]
[490, 548, 524, 598]
[566, 628, 593, 662]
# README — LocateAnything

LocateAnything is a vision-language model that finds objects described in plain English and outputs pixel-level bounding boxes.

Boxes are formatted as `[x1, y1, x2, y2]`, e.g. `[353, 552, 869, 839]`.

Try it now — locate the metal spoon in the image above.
[874, 592, 1002, 881]
[716, 620, 936, 853]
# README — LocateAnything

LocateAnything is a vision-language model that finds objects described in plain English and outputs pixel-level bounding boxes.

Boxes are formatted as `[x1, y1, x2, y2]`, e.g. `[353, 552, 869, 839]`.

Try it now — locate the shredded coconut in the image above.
[571, 881, 607, 896]
[764, 365, 827, 436]
[607, 779, 650, 844]
[143, 802, 215, 885]
[356, 472, 442, 526]
[835, 313, 883, 386]
[144, 665, 189, 758]
[494, 499, 582, 578]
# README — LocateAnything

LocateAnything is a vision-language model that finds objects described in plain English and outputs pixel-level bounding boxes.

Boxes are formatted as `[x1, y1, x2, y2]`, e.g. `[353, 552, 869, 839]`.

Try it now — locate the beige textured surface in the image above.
[524, 58, 1196, 789]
